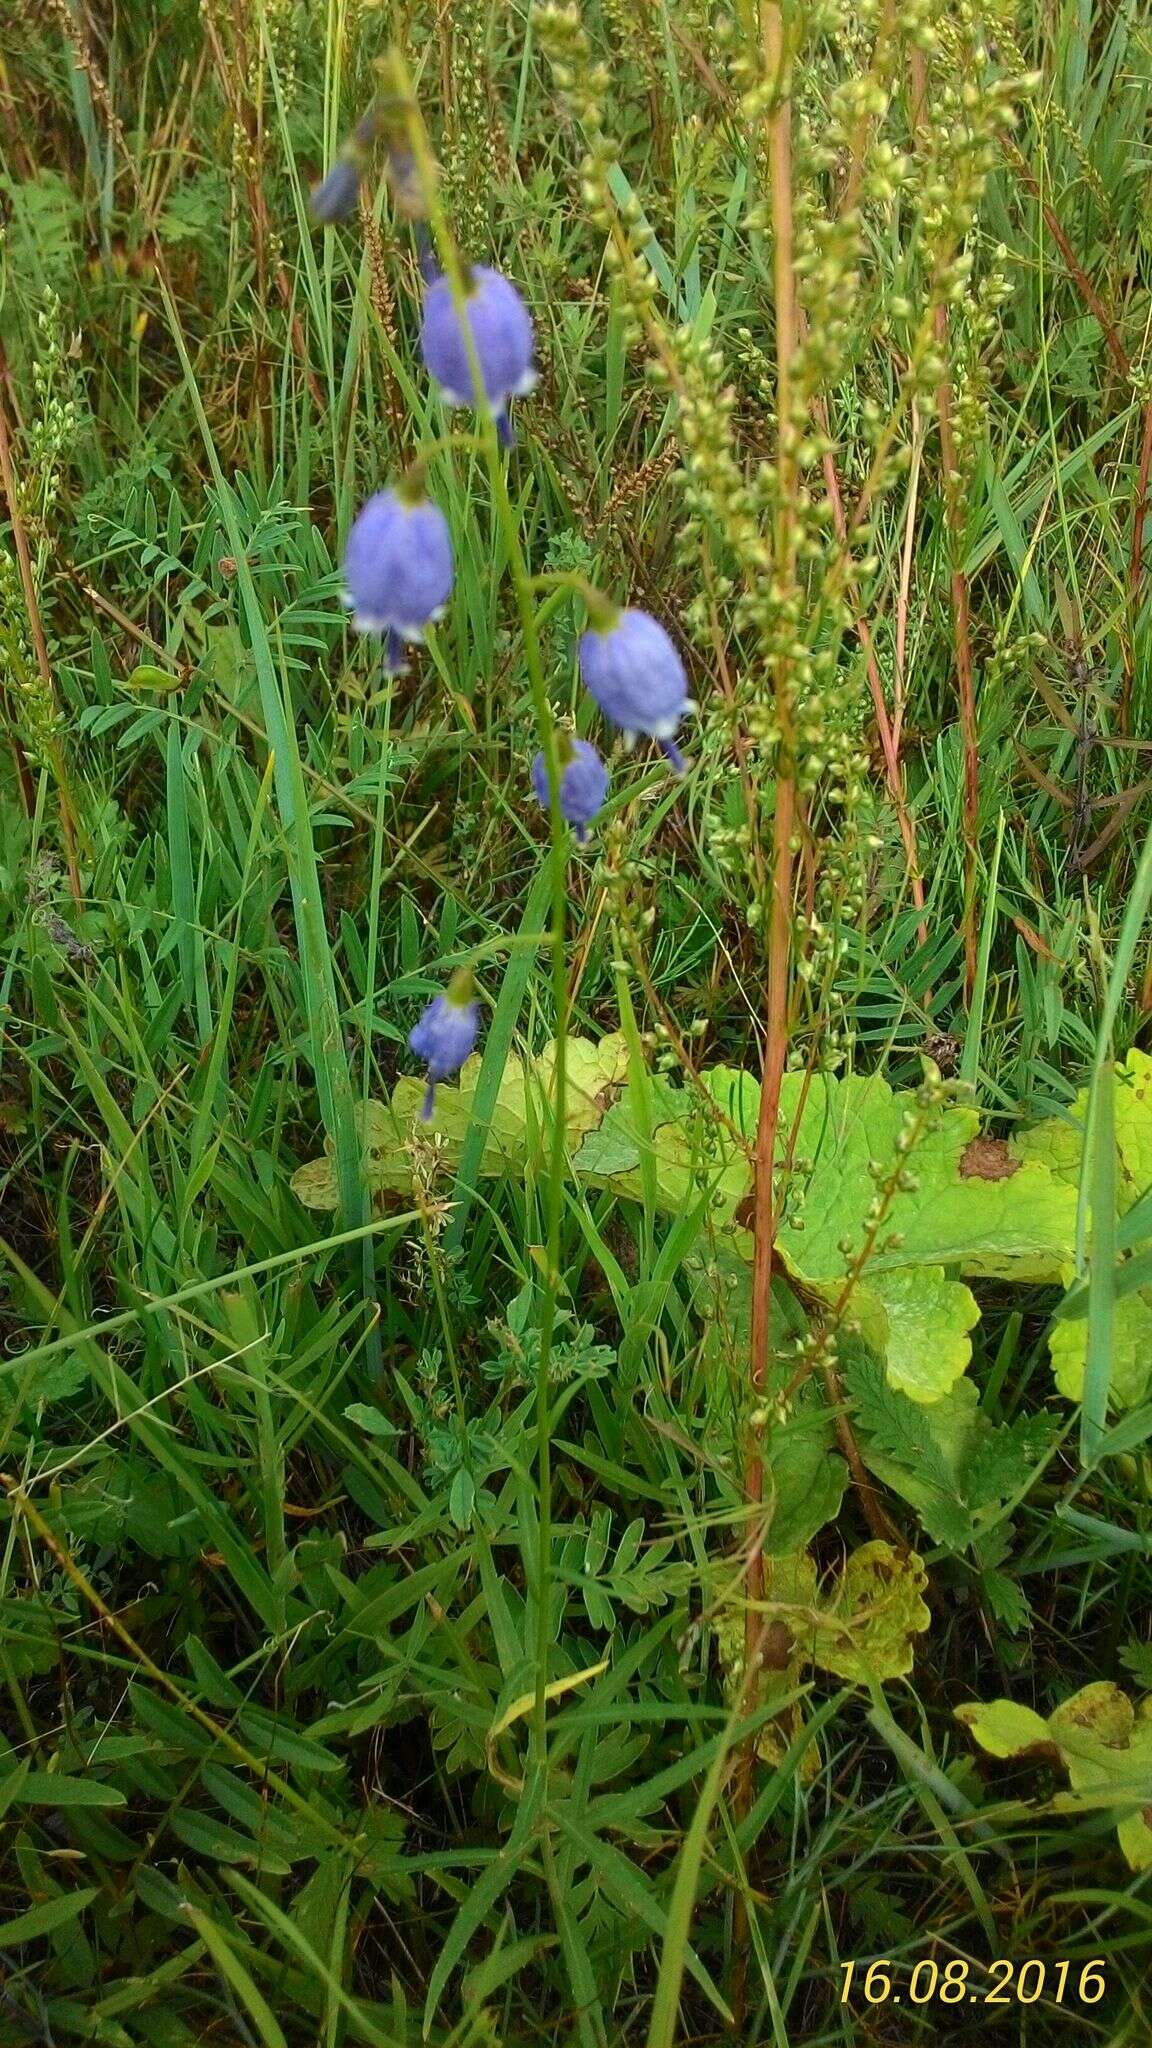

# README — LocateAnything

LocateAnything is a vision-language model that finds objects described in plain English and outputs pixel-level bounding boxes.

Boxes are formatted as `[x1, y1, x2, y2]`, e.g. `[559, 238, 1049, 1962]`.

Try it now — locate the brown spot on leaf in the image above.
[959, 1137, 1021, 1181]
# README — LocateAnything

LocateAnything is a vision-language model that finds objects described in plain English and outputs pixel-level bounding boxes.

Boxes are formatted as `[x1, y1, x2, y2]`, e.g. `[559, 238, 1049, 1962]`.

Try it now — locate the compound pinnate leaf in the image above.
[848, 1357, 1049, 1554]
[959, 1680, 1152, 1871]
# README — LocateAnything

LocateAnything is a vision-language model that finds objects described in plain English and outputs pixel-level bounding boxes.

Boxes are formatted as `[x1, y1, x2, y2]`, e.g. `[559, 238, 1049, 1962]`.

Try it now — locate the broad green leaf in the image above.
[1049, 1287, 1152, 1407]
[955, 1698, 1052, 1757]
[959, 1680, 1152, 1871]
[702, 1068, 1072, 1397]
[766, 1072, 1074, 1286]
[1018, 1049, 1152, 1213]
[868, 1267, 979, 1403]
[290, 1043, 1079, 1402]
[762, 1424, 848, 1556]
[1020, 1052, 1152, 1409]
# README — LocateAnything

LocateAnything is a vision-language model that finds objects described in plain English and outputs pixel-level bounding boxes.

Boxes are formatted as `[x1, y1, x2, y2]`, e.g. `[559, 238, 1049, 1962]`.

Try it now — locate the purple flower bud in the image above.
[531, 736, 609, 843]
[310, 157, 361, 224]
[341, 486, 454, 673]
[408, 970, 480, 1121]
[578, 607, 694, 772]
[420, 266, 536, 440]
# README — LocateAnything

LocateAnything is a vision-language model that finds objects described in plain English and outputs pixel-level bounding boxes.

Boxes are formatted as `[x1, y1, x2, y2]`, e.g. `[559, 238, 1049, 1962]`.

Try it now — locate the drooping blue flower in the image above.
[408, 970, 480, 1121]
[341, 483, 454, 674]
[531, 736, 609, 843]
[420, 266, 536, 444]
[310, 157, 361, 224]
[578, 607, 694, 773]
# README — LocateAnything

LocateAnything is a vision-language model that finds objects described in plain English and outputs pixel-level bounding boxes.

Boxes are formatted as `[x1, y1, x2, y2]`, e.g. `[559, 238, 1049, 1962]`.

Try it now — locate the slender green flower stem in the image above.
[388, 53, 571, 1785]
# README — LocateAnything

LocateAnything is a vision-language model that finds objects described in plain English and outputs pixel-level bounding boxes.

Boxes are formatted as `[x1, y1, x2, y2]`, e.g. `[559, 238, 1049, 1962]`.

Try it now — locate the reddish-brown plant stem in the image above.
[746, 0, 800, 1684]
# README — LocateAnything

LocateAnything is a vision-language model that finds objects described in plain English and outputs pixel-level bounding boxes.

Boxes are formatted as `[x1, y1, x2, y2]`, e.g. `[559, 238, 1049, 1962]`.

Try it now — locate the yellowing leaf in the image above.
[1049, 1287, 1152, 1407]
[392, 1034, 629, 1173]
[1021, 1050, 1152, 1214]
[717, 1543, 931, 1695]
[959, 1680, 1152, 1871]
[290, 1156, 340, 1211]
[808, 1541, 931, 1683]
[955, 1698, 1053, 1758]
[289, 1041, 1080, 1410]
[1018, 1051, 1152, 1411]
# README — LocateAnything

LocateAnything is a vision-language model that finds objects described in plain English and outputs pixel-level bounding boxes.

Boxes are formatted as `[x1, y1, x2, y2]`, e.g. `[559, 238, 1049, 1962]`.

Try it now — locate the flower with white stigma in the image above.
[341, 476, 453, 675]
[408, 968, 479, 1122]
[531, 734, 609, 843]
[420, 265, 536, 445]
[578, 603, 695, 772]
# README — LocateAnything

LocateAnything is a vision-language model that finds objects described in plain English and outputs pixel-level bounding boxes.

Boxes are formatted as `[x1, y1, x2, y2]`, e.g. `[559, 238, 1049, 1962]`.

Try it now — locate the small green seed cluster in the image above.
[951, 249, 1014, 478]
[0, 550, 57, 767]
[26, 291, 80, 529]
[599, 0, 662, 98]
[253, 0, 301, 112]
[440, 0, 501, 262]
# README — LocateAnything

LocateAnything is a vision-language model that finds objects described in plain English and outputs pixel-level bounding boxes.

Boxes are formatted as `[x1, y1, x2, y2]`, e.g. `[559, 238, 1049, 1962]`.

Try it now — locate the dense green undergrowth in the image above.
[3, 0, 1152, 2042]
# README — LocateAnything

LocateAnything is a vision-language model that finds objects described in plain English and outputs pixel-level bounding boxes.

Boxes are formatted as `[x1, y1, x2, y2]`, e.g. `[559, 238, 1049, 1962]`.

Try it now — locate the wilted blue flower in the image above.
[578, 607, 694, 772]
[531, 735, 609, 843]
[420, 266, 536, 444]
[342, 483, 454, 674]
[310, 156, 361, 224]
[408, 969, 479, 1121]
